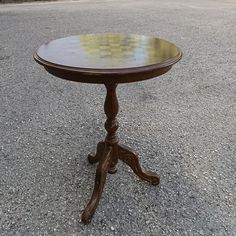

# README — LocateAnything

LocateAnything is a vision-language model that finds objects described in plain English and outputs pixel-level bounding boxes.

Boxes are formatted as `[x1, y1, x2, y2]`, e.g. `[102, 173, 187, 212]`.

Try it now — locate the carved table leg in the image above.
[81, 146, 113, 224]
[104, 83, 119, 174]
[118, 144, 160, 185]
[108, 156, 118, 174]
[88, 141, 105, 164]
[82, 83, 160, 224]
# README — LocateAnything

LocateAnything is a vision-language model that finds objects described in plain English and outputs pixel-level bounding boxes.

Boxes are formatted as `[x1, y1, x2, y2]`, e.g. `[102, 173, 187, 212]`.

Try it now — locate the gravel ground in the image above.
[0, 0, 236, 235]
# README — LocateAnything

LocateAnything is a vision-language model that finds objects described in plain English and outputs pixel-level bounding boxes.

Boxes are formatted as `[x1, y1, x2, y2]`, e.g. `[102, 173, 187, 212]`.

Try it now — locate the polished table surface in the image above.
[34, 33, 182, 83]
[34, 33, 182, 224]
[36, 33, 181, 69]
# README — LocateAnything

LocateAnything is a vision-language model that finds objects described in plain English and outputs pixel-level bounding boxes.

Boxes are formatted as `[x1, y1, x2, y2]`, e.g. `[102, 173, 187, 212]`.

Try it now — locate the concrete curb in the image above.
[0, 0, 56, 3]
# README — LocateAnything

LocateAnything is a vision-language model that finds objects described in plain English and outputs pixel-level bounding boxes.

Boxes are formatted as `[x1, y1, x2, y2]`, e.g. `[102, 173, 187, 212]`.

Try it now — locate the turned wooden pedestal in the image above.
[82, 83, 160, 223]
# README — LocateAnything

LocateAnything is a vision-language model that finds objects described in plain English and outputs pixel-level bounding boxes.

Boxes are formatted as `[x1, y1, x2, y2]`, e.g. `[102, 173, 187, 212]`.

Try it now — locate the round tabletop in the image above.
[34, 33, 182, 84]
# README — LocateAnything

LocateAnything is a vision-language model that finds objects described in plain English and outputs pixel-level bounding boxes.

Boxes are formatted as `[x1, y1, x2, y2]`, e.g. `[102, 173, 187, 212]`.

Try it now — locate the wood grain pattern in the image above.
[34, 33, 182, 84]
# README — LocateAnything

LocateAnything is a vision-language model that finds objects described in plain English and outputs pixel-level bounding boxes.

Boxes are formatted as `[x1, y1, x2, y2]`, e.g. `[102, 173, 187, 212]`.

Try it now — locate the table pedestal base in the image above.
[81, 83, 160, 224]
[81, 141, 160, 224]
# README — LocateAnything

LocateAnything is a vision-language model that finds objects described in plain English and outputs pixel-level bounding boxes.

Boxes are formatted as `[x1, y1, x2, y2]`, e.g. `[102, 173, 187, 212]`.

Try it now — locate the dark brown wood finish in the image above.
[34, 33, 181, 84]
[33, 33, 182, 224]
[81, 83, 160, 224]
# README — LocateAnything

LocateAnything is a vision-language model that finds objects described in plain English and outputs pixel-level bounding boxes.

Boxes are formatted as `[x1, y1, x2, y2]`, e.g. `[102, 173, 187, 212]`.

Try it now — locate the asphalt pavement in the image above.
[0, 0, 236, 235]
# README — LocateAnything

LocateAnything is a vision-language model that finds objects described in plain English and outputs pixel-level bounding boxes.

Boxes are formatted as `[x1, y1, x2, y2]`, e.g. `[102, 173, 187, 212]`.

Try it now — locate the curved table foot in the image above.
[108, 164, 118, 174]
[108, 147, 118, 174]
[88, 141, 105, 164]
[82, 147, 113, 224]
[118, 144, 160, 185]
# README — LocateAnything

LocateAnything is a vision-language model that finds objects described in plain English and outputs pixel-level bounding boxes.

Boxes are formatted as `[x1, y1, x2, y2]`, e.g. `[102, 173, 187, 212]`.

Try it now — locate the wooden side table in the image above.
[34, 33, 182, 224]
